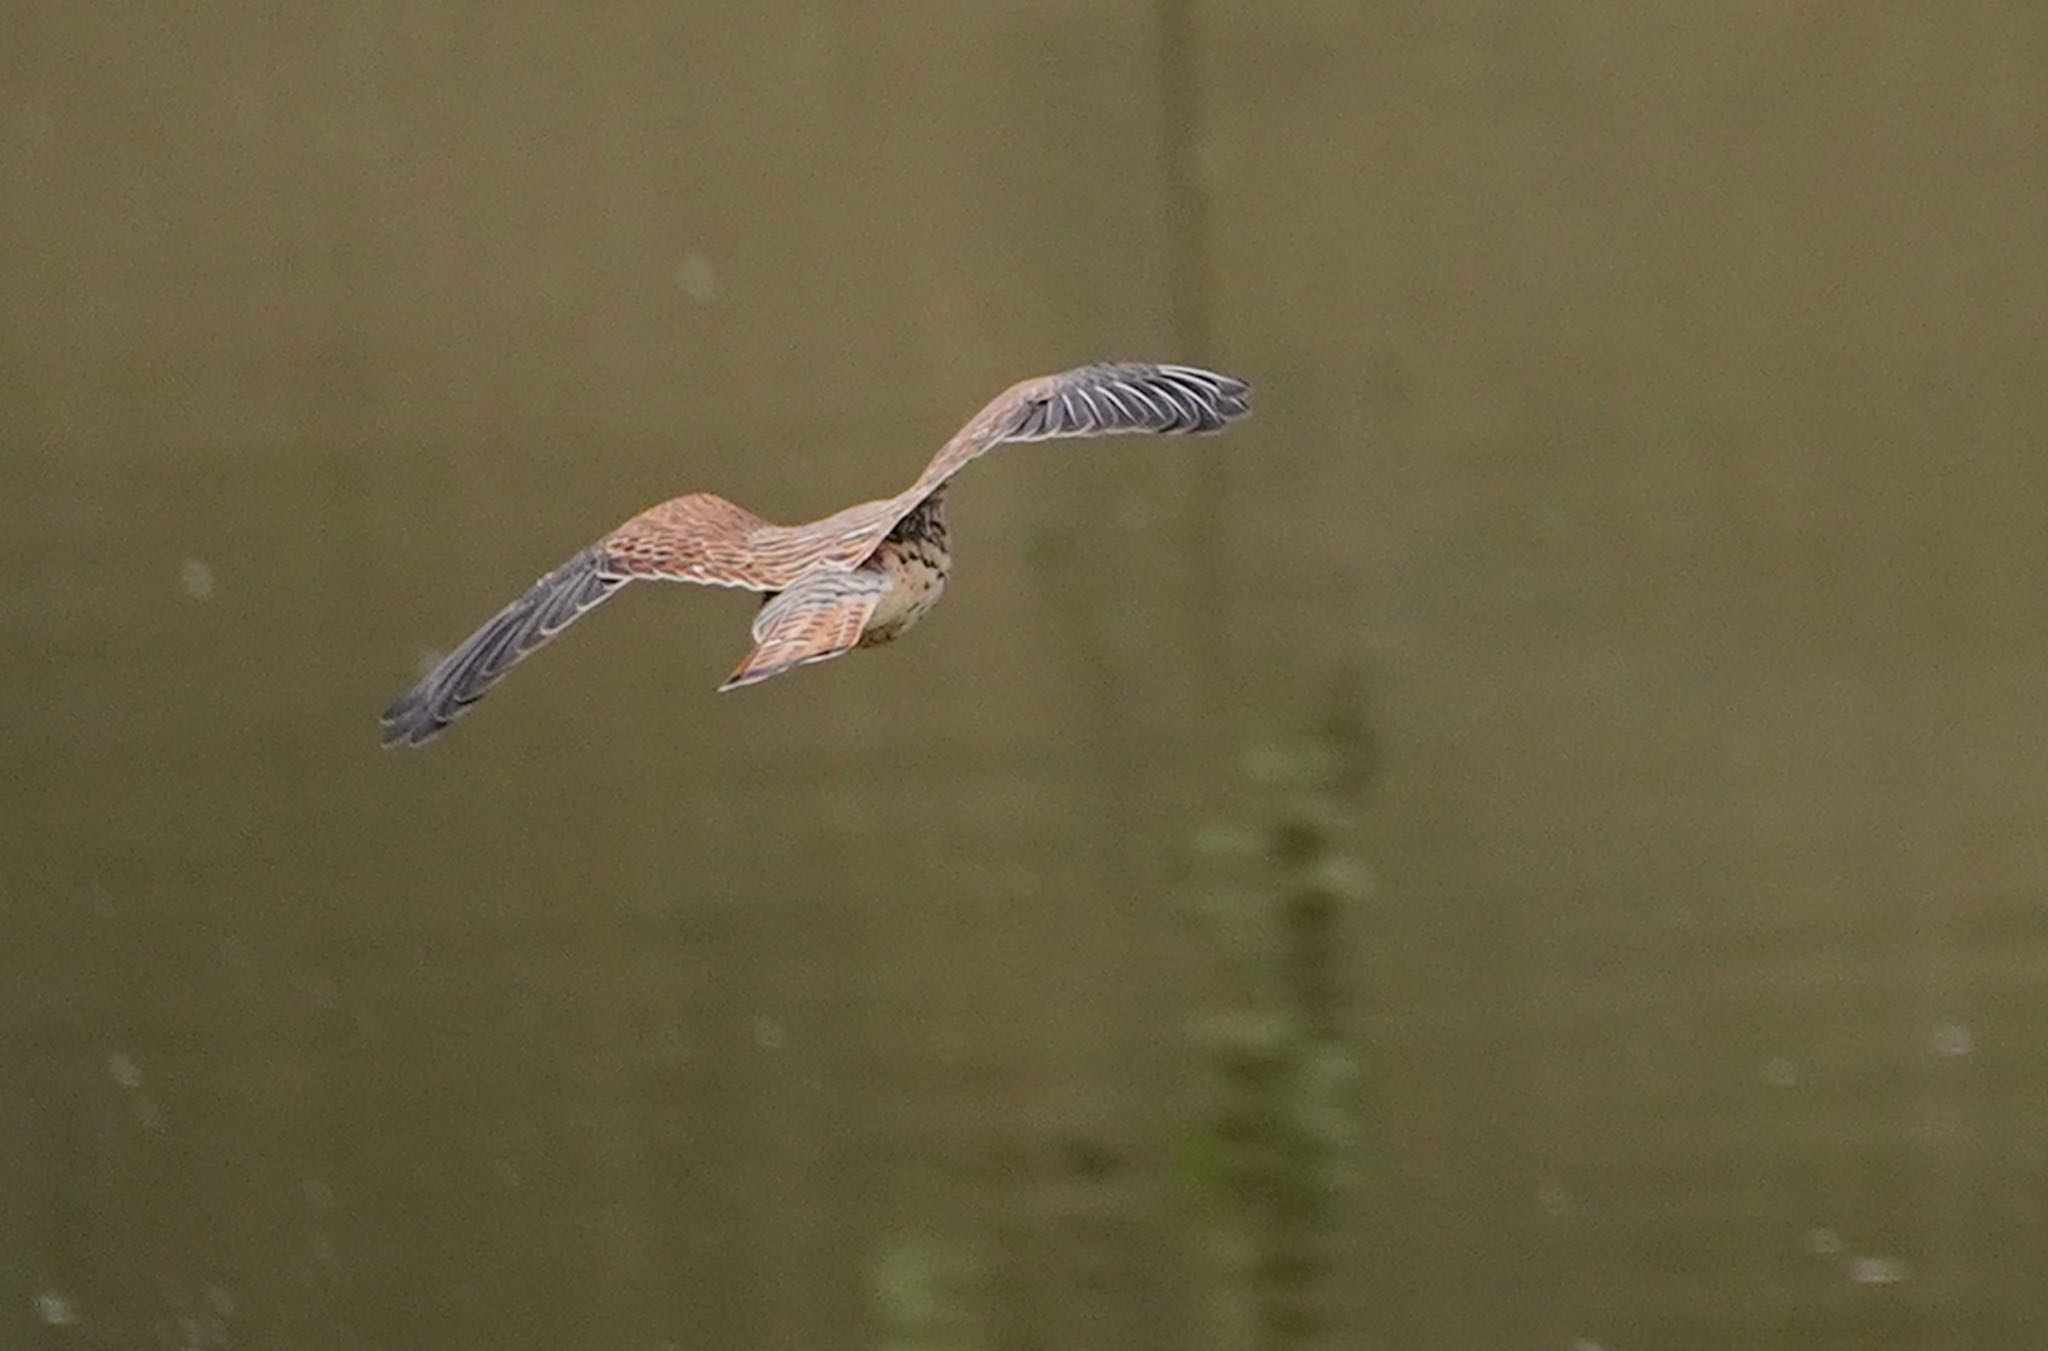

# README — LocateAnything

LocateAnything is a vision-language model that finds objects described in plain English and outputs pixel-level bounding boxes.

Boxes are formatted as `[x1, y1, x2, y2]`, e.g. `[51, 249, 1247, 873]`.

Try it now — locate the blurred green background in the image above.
[5, 3, 2047, 1349]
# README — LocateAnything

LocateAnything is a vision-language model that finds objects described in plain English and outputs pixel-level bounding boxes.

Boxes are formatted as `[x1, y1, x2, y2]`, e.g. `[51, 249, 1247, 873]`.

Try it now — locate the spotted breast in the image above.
[858, 489, 951, 647]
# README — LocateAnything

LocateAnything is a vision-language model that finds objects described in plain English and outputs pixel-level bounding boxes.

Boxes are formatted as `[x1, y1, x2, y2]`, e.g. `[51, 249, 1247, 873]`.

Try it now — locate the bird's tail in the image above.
[380, 546, 626, 747]
[717, 570, 887, 692]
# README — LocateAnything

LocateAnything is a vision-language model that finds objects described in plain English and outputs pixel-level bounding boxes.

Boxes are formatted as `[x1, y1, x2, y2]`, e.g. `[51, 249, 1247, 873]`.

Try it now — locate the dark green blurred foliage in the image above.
[1187, 685, 1372, 1349]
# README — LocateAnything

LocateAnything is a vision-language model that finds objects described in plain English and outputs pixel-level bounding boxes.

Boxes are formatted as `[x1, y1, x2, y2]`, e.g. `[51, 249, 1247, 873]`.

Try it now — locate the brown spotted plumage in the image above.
[380, 362, 1249, 746]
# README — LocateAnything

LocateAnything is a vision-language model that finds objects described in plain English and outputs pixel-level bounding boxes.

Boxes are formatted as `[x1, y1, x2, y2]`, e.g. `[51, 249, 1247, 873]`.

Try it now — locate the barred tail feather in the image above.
[380, 546, 625, 747]
[717, 570, 886, 692]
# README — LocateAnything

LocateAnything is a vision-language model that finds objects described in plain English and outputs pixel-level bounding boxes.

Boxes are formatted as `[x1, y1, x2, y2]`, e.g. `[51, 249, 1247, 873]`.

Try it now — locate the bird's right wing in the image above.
[813, 363, 1252, 570]
[906, 362, 1250, 502]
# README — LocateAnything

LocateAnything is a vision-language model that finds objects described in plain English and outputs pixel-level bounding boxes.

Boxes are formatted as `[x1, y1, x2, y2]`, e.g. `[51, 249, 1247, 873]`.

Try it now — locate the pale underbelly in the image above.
[859, 545, 949, 647]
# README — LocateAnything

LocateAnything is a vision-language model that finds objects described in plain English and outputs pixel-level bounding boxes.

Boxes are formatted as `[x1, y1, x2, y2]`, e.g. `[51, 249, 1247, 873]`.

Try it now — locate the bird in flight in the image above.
[380, 361, 1250, 746]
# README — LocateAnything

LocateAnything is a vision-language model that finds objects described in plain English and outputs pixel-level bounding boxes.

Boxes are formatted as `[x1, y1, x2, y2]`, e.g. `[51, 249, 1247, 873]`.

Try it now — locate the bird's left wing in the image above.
[384, 491, 798, 746]
[604, 491, 823, 589]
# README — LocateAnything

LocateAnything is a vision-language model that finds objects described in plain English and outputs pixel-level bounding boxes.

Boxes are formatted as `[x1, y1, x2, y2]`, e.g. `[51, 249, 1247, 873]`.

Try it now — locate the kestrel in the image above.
[380, 361, 1250, 746]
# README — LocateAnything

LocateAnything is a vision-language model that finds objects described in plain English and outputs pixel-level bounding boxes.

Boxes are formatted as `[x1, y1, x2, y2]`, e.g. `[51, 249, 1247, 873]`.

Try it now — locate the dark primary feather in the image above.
[1008, 363, 1250, 440]
[380, 546, 625, 747]
[899, 361, 1250, 510]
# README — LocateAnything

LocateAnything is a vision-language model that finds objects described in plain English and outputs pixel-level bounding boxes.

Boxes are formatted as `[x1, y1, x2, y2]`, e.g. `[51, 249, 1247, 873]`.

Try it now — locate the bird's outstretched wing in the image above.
[910, 362, 1250, 499]
[824, 363, 1251, 569]
[602, 491, 813, 588]
[382, 492, 800, 747]
[720, 570, 887, 691]
[380, 545, 627, 746]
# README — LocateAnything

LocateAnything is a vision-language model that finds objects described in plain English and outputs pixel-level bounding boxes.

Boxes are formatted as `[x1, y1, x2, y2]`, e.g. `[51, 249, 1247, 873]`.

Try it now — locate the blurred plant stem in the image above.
[870, 1166, 990, 1351]
[1185, 678, 1373, 1350]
